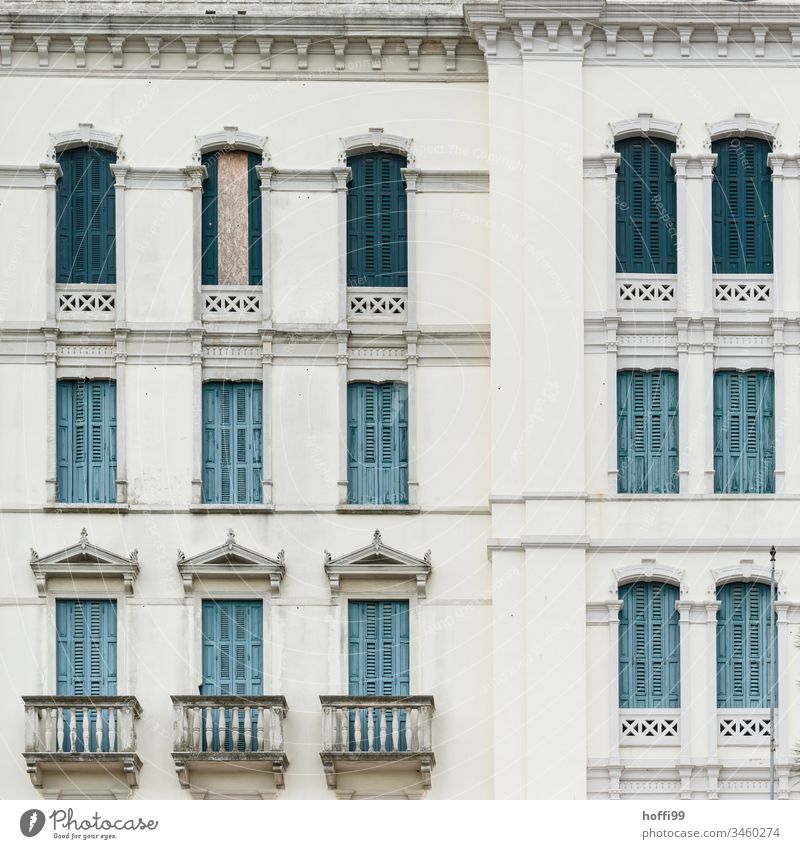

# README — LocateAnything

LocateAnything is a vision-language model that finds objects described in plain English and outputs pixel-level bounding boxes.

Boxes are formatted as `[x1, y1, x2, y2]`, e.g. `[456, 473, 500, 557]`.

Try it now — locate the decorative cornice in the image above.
[339, 131, 414, 165]
[706, 116, 778, 142]
[48, 124, 122, 158]
[610, 116, 681, 142]
[194, 127, 268, 163]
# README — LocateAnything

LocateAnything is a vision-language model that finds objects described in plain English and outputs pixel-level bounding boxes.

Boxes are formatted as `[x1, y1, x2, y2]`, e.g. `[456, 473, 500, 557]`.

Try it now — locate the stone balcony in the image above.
[171, 695, 289, 798]
[23, 696, 142, 798]
[320, 695, 435, 794]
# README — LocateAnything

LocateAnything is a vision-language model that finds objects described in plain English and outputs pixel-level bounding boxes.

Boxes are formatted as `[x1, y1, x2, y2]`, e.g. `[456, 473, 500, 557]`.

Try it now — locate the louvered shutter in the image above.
[55, 151, 76, 283]
[714, 371, 774, 494]
[617, 370, 678, 494]
[619, 583, 680, 709]
[712, 138, 773, 274]
[346, 152, 408, 287]
[347, 382, 377, 504]
[202, 382, 262, 504]
[247, 152, 263, 285]
[717, 582, 776, 708]
[87, 380, 116, 504]
[615, 137, 677, 275]
[86, 148, 116, 284]
[201, 152, 219, 285]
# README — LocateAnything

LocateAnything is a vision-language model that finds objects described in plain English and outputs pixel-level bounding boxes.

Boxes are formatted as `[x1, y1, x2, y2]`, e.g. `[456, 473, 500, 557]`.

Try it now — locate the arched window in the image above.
[346, 152, 408, 287]
[617, 369, 678, 494]
[618, 581, 680, 708]
[56, 147, 116, 284]
[615, 137, 677, 275]
[713, 370, 774, 494]
[201, 151, 262, 286]
[711, 136, 773, 274]
[717, 582, 777, 708]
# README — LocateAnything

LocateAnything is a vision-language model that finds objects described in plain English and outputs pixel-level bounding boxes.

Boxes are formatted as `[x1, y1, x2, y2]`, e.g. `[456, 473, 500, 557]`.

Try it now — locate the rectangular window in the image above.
[56, 379, 116, 504]
[713, 370, 774, 494]
[202, 381, 263, 504]
[347, 382, 408, 505]
[617, 370, 678, 494]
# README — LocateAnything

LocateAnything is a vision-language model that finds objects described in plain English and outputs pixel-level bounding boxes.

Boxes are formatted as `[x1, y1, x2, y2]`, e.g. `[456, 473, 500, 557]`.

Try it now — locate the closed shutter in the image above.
[712, 137, 773, 274]
[56, 380, 116, 504]
[717, 582, 776, 708]
[346, 152, 408, 287]
[201, 152, 219, 285]
[714, 371, 774, 494]
[619, 583, 680, 709]
[615, 137, 677, 275]
[347, 383, 408, 505]
[56, 599, 117, 752]
[617, 370, 678, 494]
[202, 382, 263, 504]
[247, 152, 263, 285]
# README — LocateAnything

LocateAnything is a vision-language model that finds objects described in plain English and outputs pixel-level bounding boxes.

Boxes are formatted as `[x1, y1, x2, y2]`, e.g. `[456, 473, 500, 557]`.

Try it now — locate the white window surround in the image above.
[609, 116, 681, 142]
[613, 562, 685, 592]
[193, 127, 268, 161]
[705, 116, 777, 142]
[49, 124, 122, 155]
[710, 563, 784, 591]
[338, 130, 414, 163]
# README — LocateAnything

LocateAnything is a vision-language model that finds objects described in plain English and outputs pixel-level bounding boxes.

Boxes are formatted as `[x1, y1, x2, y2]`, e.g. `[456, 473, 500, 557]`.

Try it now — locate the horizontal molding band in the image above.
[0, 504, 491, 515]
[490, 537, 800, 553]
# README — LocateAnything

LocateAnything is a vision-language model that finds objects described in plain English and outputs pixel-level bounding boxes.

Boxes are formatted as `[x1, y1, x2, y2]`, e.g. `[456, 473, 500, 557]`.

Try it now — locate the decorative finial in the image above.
[129, 548, 138, 564]
[324, 549, 332, 565]
[177, 548, 186, 564]
[277, 549, 285, 567]
[79, 528, 89, 548]
[373, 529, 382, 548]
[424, 549, 431, 566]
[226, 528, 235, 549]
[30, 547, 39, 563]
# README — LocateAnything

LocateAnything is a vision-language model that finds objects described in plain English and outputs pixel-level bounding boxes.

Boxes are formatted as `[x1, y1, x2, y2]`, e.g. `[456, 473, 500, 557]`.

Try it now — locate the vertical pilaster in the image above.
[110, 163, 129, 322]
[605, 317, 618, 493]
[775, 601, 790, 763]
[603, 155, 620, 312]
[336, 330, 349, 505]
[44, 329, 58, 502]
[401, 168, 419, 330]
[41, 161, 62, 322]
[700, 155, 717, 315]
[190, 329, 203, 504]
[772, 318, 785, 492]
[671, 154, 689, 314]
[256, 165, 275, 322]
[703, 319, 716, 493]
[261, 329, 274, 506]
[705, 601, 721, 765]
[185, 164, 206, 323]
[676, 318, 689, 492]
[676, 599, 691, 761]
[608, 600, 623, 760]
[114, 328, 129, 504]
[332, 167, 351, 329]
[405, 329, 419, 506]
[768, 154, 784, 313]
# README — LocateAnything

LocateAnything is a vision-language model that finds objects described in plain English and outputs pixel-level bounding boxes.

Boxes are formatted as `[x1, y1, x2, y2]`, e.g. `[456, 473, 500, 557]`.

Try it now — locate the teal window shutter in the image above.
[346, 152, 408, 287]
[712, 137, 773, 274]
[248, 152, 263, 285]
[615, 137, 677, 275]
[618, 583, 680, 709]
[202, 382, 263, 504]
[348, 600, 410, 752]
[56, 599, 117, 752]
[201, 152, 219, 285]
[617, 370, 678, 493]
[714, 370, 774, 493]
[56, 380, 116, 504]
[201, 600, 263, 751]
[347, 382, 408, 505]
[55, 147, 116, 284]
[717, 582, 776, 708]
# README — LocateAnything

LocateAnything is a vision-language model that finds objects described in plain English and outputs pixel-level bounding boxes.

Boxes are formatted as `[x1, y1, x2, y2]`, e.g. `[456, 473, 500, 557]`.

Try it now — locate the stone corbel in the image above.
[294, 38, 310, 70]
[716, 26, 730, 58]
[544, 21, 560, 51]
[404, 38, 421, 70]
[752, 27, 767, 58]
[514, 22, 535, 55]
[332, 38, 347, 70]
[182, 37, 199, 69]
[145, 36, 161, 69]
[0, 35, 13, 66]
[368, 38, 385, 70]
[108, 36, 125, 68]
[71, 36, 87, 68]
[678, 26, 692, 58]
[442, 38, 458, 70]
[34, 36, 50, 67]
[603, 26, 618, 57]
[219, 37, 236, 69]
[257, 38, 273, 69]
[570, 22, 590, 53]
[791, 28, 800, 58]
[639, 26, 656, 58]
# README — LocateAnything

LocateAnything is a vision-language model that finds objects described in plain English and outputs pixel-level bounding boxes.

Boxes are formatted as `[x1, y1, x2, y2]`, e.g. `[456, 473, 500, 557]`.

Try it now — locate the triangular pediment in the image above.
[324, 530, 431, 597]
[30, 528, 139, 596]
[177, 529, 285, 594]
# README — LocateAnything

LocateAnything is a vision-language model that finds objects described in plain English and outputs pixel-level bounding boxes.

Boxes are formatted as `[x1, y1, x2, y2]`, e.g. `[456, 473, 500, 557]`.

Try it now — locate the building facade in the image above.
[0, 0, 799, 800]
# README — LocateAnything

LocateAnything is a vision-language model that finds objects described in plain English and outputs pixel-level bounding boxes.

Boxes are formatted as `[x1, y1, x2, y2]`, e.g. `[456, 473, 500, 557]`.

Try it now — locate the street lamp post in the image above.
[769, 544, 777, 801]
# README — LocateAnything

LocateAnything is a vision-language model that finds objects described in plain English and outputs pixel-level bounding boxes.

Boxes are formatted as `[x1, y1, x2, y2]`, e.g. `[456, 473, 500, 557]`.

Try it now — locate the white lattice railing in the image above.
[714, 276, 772, 309]
[348, 287, 407, 319]
[171, 696, 287, 754]
[23, 696, 141, 754]
[718, 710, 772, 744]
[619, 710, 680, 745]
[203, 287, 261, 316]
[57, 286, 116, 316]
[617, 275, 676, 308]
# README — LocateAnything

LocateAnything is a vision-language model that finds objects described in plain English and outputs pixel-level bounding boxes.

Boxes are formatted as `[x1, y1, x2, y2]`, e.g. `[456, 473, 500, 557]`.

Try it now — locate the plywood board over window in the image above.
[217, 151, 250, 285]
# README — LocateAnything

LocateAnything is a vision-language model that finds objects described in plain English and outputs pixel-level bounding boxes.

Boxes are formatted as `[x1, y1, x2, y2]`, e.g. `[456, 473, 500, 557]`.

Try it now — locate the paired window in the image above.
[56, 379, 117, 504]
[713, 370, 774, 494]
[615, 137, 677, 275]
[347, 382, 408, 505]
[712, 137, 773, 275]
[202, 381, 263, 505]
[346, 152, 408, 287]
[56, 147, 116, 285]
[201, 151, 262, 286]
[617, 370, 678, 494]
[717, 582, 777, 708]
[618, 582, 680, 709]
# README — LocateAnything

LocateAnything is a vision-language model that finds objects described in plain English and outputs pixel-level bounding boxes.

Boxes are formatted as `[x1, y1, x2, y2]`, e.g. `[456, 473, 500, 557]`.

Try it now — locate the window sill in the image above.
[43, 503, 129, 513]
[336, 504, 420, 514]
[189, 503, 274, 514]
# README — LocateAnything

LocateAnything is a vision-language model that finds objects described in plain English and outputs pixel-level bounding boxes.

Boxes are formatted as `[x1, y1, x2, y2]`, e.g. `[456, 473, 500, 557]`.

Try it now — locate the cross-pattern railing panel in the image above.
[57, 287, 116, 316]
[718, 711, 771, 744]
[203, 288, 261, 316]
[617, 276, 676, 308]
[348, 287, 407, 319]
[619, 711, 680, 745]
[714, 277, 772, 309]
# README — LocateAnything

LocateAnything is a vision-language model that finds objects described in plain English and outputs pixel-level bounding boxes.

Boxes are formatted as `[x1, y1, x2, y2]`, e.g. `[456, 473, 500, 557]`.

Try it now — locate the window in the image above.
[201, 600, 263, 752]
[618, 582, 680, 709]
[349, 600, 409, 752]
[711, 137, 773, 274]
[347, 382, 408, 505]
[617, 370, 678, 494]
[201, 151, 262, 286]
[717, 582, 776, 708]
[713, 370, 774, 494]
[202, 381, 263, 504]
[615, 137, 677, 275]
[346, 152, 408, 287]
[56, 147, 116, 284]
[56, 599, 117, 752]
[56, 379, 117, 504]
